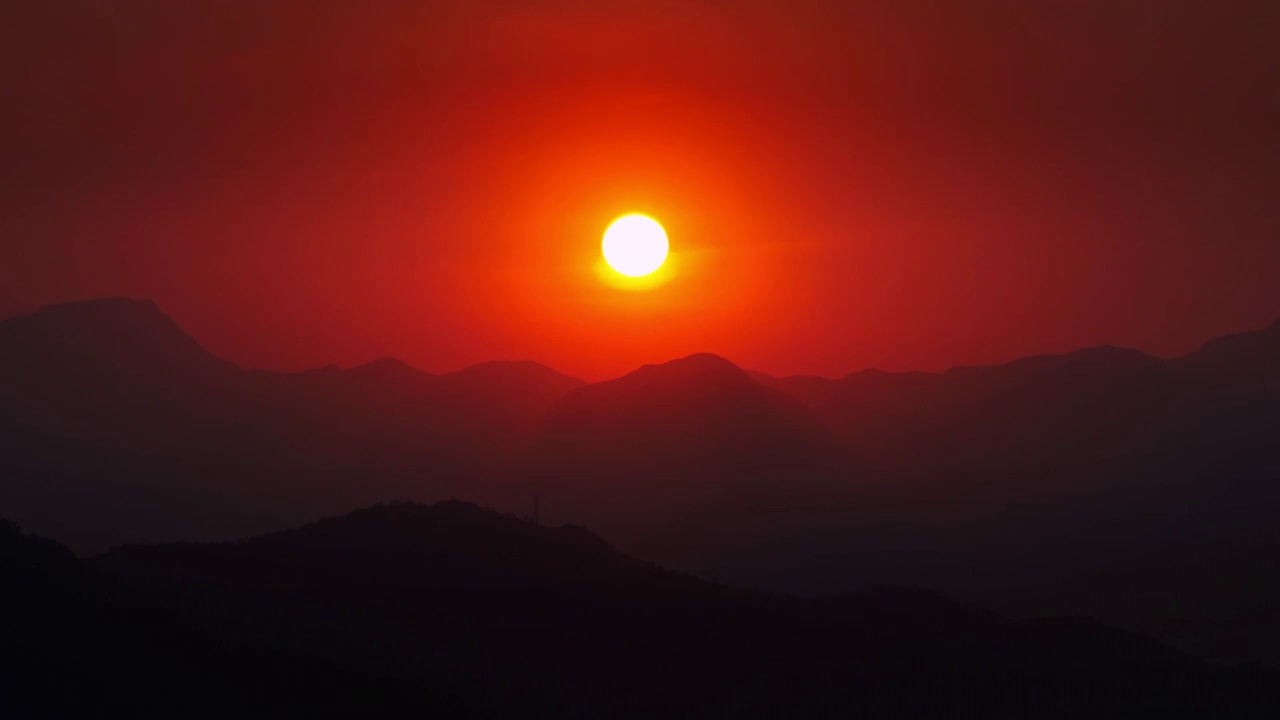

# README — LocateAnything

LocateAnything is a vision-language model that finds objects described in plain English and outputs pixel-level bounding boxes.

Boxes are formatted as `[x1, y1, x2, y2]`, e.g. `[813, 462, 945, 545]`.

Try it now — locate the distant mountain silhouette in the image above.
[536, 354, 844, 504]
[546, 353, 829, 461]
[742, 326, 1280, 657]
[87, 502, 1280, 718]
[753, 343, 1184, 474]
[0, 298, 239, 452]
[4, 298, 1280, 668]
[0, 298, 581, 452]
[0, 299, 583, 550]
[750, 323, 1280, 478]
[528, 352, 858, 575]
[0, 298, 233, 380]
[1178, 316, 1280, 402]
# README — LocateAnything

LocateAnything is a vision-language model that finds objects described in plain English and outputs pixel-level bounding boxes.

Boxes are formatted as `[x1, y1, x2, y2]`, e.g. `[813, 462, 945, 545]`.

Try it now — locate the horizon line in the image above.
[3, 295, 1277, 385]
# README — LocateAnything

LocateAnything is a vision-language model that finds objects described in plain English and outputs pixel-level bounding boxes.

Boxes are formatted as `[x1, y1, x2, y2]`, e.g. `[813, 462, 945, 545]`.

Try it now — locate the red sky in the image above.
[3, 1, 1278, 380]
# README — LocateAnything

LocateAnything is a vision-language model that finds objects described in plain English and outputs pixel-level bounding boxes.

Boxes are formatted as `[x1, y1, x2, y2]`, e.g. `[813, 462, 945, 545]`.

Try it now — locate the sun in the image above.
[602, 214, 669, 277]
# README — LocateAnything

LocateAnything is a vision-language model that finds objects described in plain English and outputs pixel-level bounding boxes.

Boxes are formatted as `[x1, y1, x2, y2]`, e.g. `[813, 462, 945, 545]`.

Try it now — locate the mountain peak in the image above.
[347, 356, 434, 383]
[947, 344, 1160, 377]
[1182, 316, 1280, 371]
[352, 356, 419, 373]
[669, 352, 742, 370]
[14, 296, 165, 326]
[260, 500, 568, 545]
[105, 500, 673, 588]
[554, 353, 756, 408]
[449, 360, 584, 389]
[0, 297, 231, 377]
[622, 352, 750, 387]
[1062, 345, 1160, 366]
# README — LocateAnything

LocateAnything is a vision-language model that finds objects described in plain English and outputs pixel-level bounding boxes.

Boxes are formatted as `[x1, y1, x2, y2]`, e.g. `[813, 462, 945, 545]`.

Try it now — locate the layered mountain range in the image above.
[2, 298, 1278, 662]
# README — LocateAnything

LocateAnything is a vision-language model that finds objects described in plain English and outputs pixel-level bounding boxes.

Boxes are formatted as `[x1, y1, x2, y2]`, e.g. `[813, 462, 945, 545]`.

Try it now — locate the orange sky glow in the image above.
[2, 2, 1278, 380]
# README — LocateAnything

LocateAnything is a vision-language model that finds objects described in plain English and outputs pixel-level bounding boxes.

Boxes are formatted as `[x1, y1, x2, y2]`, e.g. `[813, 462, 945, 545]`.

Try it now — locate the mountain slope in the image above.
[744, 321, 1280, 651]
[0, 299, 584, 552]
[93, 502, 1280, 719]
[529, 353, 855, 569]
[5, 298, 1280, 668]
[537, 353, 843, 495]
[0, 298, 241, 451]
[0, 516, 477, 719]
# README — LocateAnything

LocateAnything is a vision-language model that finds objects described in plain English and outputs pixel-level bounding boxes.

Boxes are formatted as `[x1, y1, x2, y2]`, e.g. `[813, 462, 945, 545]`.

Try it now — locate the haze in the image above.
[3, 1, 1278, 380]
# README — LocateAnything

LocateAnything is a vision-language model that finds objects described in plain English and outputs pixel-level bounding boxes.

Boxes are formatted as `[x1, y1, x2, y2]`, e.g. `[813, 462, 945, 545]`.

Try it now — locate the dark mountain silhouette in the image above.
[1184, 317, 1280, 368]
[739, 324, 1280, 658]
[750, 322, 1280, 481]
[544, 353, 831, 462]
[92, 502, 1280, 719]
[0, 298, 240, 452]
[0, 298, 233, 383]
[4, 298, 1280, 668]
[536, 353, 843, 496]
[754, 344, 1181, 475]
[0, 516, 476, 719]
[0, 299, 582, 552]
[529, 352, 856, 576]
[438, 360, 587, 448]
[0, 298, 582, 455]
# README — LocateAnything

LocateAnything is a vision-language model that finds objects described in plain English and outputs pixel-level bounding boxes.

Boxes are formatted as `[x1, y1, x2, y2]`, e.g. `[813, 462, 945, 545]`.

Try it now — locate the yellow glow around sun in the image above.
[602, 214, 669, 277]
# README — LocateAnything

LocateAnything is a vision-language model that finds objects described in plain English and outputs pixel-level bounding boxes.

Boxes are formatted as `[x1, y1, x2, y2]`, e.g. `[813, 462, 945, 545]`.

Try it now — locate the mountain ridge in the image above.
[5, 297, 1280, 668]
[7, 297, 1277, 382]
[86, 502, 1280, 718]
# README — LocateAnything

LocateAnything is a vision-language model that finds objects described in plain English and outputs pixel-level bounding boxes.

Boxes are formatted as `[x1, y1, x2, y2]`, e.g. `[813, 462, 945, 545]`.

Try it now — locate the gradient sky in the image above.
[3, 1, 1278, 380]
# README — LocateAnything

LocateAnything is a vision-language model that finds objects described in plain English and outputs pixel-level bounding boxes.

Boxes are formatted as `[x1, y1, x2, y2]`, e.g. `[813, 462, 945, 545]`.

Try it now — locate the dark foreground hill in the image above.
[89, 501, 1280, 719]
[0, 516, 476, 719]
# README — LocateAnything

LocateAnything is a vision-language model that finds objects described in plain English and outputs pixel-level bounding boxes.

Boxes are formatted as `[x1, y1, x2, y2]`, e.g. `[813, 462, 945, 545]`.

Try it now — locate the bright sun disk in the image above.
[602, 214, 669, 277]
